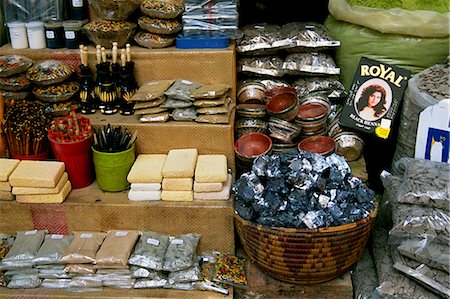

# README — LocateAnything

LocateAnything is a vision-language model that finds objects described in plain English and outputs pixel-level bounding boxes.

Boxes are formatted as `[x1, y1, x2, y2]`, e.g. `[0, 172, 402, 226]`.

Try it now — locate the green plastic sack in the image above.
[324, 15, 449, 89]
[328, 0, 449, 37]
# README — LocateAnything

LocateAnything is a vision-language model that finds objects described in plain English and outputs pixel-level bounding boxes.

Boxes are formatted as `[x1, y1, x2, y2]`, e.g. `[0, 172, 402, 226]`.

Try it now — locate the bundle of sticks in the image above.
[3, 100, 51, 156]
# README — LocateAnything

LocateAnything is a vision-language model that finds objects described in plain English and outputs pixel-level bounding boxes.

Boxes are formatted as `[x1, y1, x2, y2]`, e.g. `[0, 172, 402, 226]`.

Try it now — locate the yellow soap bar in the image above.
[128, 190, 161, 201]
[15, 180, 72, 204]
[162, 178, 193, 191]
[193, 181, 223, 193]
[127, 154, 167, 183]
[0, 181, 11, 192]
[0, 158, 20, 181]
[194, 154, 227, 183]
[161, 190, 193, 202]
[162, 148, 198, 178]
[194, 174, 232, 200]
[12, 172, 68, 195]
[9, 160, 65, 188]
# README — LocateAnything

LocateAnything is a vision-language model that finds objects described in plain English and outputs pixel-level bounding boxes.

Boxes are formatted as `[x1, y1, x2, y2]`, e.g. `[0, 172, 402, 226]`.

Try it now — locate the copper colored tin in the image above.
[298, 135, 335, 156]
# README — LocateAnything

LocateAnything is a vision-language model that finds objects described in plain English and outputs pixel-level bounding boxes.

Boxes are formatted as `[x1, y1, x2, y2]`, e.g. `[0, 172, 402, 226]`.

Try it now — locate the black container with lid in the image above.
[45, 21, 64, 49]
[67, 0, 88, 20]
[63, 20, 85, 49]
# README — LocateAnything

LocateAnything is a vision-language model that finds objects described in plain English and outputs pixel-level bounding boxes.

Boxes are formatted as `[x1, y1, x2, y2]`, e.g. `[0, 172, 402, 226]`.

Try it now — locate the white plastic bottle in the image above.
[26, 21, 46, 49]
[7, 22, 28, 49]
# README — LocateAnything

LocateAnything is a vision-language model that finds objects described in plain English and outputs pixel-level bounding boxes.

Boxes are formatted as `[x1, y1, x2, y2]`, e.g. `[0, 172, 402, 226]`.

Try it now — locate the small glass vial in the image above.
[45, 21, 64, 49]
[7, 22, 28, 49]
[25, 21, 46, 49]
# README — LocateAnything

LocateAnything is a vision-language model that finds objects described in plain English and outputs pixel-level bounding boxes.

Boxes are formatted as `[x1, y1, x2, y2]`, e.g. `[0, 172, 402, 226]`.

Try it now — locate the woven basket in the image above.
[235, 206, 377, 284]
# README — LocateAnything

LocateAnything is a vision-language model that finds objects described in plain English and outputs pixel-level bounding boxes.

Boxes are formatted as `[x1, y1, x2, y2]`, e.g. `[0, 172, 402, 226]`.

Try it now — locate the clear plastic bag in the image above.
[164, 79, 203, 101]
[393, 158, 449, 211]
[236, 23, 282, 54]
[95, 230, 140, 269]
[32, 234, 73, 265]
[162, 233, 201, 272]
[392, 69, 442, 163]
[41, 278, 72, 289]
[60, 232, 106, 264]
[7, 275, 41, 288]
[282, 52, 340, 76]
[134, 276, 167, 288]
[128, 231, 170, 271]
[64, 264, 96, 274]
[2, 230, 46, 262]
[164, 281, 196, 290]
[239, 56, 285, 77]
[276, 22, 340, 51]
[372, 227, 440, 299]
[0, 234, 15, 260]
[388, 207, 450, 245]
[68, 275, 103, 288]
[161, 98, 193, 109]
[130, 266, 163, 279]
[397, 239, 449, 273]
[131, 80, 174, 102]
[167, 258, 201, 284]
[171, 107, 197, 121]
[190, 83, 230, 99]
[139, 112, 170, 122]
[292, 76, 346, 99]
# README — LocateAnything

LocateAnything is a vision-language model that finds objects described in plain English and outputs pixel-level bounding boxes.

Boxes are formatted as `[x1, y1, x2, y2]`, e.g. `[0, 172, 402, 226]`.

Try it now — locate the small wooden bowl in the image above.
[234, 132, 272, 164]
[266, 93, 299, 121]
[298, 135, 335, 156]
[237, 82, 267, 104]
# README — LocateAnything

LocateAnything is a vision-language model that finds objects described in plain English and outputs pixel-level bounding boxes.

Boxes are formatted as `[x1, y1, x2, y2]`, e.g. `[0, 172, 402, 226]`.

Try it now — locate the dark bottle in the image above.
[79, 65, 96, 114]
[119, 53, 135, 115]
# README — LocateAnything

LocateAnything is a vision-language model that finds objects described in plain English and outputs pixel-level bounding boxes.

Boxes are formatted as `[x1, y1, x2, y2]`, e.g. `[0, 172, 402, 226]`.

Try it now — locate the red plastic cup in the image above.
[49, 134, 95, 189]
[10, 150, 49, 160]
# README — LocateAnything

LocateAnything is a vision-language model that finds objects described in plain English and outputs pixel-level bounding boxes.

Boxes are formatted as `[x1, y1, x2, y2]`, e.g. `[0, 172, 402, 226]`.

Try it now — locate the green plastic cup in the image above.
[92, 144, 135, 192]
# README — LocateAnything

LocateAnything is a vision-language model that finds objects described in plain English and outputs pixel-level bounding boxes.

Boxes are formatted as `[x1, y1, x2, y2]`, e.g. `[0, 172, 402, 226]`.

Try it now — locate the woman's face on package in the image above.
[368, 91, 382, 107]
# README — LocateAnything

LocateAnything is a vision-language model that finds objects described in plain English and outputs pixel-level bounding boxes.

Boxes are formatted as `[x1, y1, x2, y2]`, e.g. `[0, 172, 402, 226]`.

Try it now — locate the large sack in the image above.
[324, 15, 449, 89]
[328, 0, 449, 37]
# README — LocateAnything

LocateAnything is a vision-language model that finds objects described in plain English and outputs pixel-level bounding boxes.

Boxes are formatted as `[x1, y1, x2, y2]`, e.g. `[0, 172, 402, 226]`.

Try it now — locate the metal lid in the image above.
[45, 21, 63, 29]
